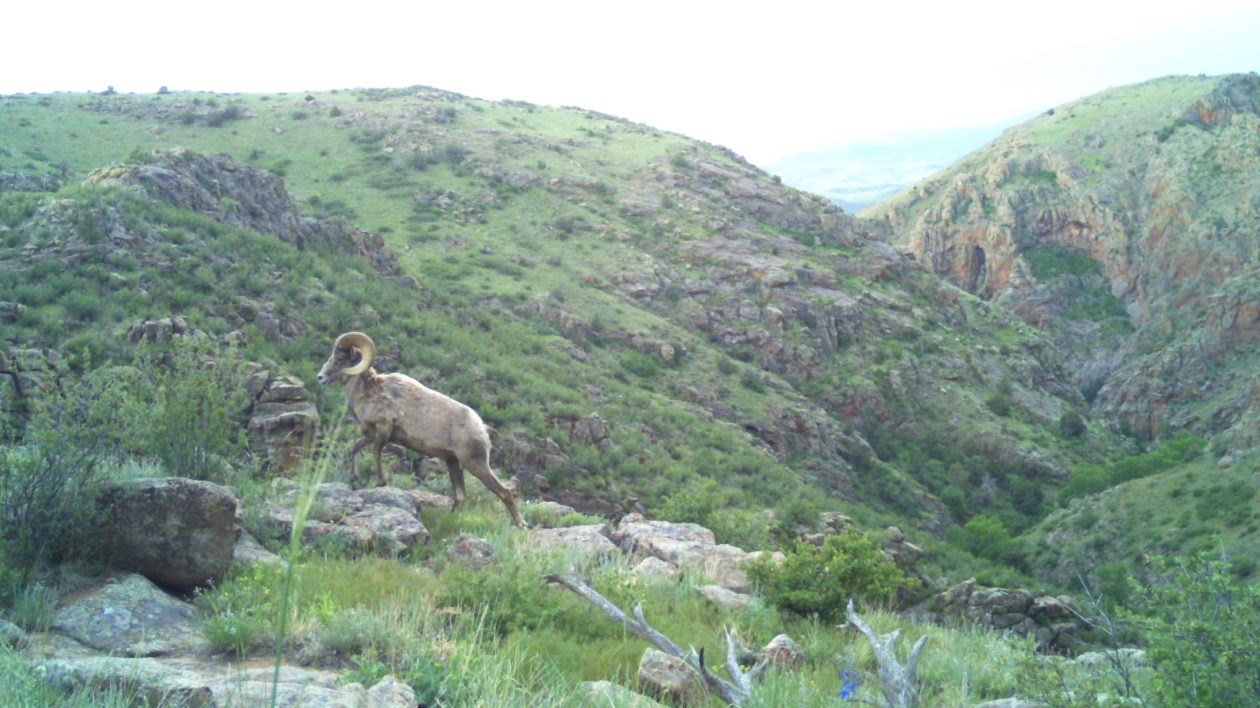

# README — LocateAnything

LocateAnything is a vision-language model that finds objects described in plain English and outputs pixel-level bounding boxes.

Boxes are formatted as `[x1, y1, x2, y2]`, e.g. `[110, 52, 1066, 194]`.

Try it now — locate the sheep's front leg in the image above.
[347, 436, 373, 485]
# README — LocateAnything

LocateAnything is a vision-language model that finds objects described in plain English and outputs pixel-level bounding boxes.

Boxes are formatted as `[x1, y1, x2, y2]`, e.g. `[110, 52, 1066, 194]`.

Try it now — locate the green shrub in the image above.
[1126, 550, 1260, 706]
[747, 531, 913, 620]
[1059, 409, 1087, 438]
[945, 514, 1018, 561]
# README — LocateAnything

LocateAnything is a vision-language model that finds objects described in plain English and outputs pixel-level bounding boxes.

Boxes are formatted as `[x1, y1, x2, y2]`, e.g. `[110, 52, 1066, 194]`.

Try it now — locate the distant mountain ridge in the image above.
[765, 119, 1024, 212]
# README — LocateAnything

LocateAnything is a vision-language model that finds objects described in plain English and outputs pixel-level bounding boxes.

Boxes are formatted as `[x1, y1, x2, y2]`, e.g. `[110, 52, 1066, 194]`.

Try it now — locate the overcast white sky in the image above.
[4, 0, 1258, 164]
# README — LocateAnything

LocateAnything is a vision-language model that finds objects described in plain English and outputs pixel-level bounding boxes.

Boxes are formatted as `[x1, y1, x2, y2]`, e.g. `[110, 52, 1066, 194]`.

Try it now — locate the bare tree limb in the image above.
[845, 598, 928, 708]
[544, 571, 762, 705]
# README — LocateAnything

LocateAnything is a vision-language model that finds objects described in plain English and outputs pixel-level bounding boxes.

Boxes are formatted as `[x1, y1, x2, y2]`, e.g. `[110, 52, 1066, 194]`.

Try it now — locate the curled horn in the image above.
[334, 332, 376, 376]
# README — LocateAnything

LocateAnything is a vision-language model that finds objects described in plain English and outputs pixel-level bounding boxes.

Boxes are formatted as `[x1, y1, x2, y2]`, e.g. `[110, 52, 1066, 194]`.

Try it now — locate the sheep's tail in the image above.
[484, 424, 499, 438]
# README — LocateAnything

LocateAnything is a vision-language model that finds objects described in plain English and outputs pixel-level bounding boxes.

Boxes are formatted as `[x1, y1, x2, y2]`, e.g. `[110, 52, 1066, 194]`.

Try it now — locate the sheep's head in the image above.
[317, 332, 376, 384]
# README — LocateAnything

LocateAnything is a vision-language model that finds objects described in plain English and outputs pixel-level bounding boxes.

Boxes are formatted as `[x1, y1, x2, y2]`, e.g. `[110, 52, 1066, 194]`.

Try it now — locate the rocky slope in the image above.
[867, 74, 1260, 454]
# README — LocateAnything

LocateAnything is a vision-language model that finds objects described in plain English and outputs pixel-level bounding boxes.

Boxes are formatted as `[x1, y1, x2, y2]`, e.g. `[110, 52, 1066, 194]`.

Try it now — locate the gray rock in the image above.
[524, 524, 618, 558]
[759, 634, 804, 671]
[696, 585, 752, 610]
[50, 574, 206, 657]
[0, 618, 28, 648]
[446, 534, 497, 569]
[972, 699, 1046, 708]
[632, 557, 681, 582]
[366, 675, 418, 707]
[36, 654, 413, 707]
[578, 680, 667, 707]
[97, 477, 239, 590]
[638, 648, 704, 705]
[232, 530, 286, 569]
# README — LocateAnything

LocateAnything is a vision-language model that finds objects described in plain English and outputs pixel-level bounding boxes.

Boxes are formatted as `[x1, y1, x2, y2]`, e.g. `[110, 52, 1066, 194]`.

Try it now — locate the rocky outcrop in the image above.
[611, 514, 764, 600]
[243, 365, 319, 474]
[254, 482, 446, 556]
[97, 477, 239, 590]
[934, 578, 1084, 650]
[759, 634, 805, 671]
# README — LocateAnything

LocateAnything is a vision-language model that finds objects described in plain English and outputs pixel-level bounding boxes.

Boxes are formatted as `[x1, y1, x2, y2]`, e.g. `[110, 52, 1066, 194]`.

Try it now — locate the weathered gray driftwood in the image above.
[543, 571, 767, 706]
[844, 598, 929, 708]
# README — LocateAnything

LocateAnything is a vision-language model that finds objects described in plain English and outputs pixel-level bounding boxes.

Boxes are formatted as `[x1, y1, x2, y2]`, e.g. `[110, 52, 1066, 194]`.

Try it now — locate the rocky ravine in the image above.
[870, 74, 1260, 452]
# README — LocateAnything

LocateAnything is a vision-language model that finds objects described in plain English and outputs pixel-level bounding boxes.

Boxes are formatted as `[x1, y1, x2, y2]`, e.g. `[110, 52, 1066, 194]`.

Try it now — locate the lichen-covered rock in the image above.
[446, 534, 497, 570]
[50, 574, 206, 657]
[97, 477, 239, 589]
[759, 634, 805, 671]
[638, 648, 704, 705]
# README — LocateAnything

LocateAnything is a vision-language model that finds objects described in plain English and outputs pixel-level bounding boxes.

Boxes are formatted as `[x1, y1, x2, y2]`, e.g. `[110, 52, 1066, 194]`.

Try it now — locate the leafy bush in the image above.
[945, 514, 1017, 561]
[1059, 409, 1087, 437]
[747, 531, 913, 620]
[1126, 550, 1260, 706]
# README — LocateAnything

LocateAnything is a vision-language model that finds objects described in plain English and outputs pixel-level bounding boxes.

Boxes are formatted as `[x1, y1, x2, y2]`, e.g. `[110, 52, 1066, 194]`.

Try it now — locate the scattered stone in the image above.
[97, 477, 239, 590]
[365, 674, 418, 707]
[50, 574, 206, 657]
[446, 534, 497, 570]
[935, 578, 1085, 650]
[638, 648, 704, 705]
[254, 483, 442, 556]
[759, 634, 805, 671]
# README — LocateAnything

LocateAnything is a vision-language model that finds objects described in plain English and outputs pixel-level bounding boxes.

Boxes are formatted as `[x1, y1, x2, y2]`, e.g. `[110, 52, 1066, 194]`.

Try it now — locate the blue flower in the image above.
[838, 668, 861, 700]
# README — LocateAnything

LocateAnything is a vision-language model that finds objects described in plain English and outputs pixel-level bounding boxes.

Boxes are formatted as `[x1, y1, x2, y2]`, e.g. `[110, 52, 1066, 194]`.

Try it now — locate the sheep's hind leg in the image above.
[463, 455, 527, 528]
[445, 455, 468, 509]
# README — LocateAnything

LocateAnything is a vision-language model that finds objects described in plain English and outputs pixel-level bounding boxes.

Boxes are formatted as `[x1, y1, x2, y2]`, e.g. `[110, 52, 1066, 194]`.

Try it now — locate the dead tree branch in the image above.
[543, 571, 766, 705]
[845, 598, 928, 708]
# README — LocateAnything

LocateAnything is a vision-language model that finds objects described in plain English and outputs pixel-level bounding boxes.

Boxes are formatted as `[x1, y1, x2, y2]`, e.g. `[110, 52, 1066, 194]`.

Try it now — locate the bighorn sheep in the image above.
[316, 331, 527, 527]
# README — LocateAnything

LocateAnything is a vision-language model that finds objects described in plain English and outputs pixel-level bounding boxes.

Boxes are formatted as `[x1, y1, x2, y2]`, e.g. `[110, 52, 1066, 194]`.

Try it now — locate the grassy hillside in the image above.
[0, 87, 1126, 549]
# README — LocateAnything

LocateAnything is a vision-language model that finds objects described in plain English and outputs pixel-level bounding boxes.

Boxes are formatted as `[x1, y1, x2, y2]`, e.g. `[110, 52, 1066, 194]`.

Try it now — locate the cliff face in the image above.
[871, 74, 1260, 451]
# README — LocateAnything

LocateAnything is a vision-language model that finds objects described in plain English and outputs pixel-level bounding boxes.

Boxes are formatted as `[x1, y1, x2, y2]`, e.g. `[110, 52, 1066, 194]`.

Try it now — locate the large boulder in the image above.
[244, 369, 320, 474]
[50, 574, 207, 657]
[97, 477, 239, 590]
